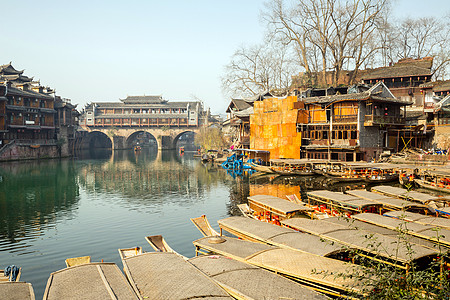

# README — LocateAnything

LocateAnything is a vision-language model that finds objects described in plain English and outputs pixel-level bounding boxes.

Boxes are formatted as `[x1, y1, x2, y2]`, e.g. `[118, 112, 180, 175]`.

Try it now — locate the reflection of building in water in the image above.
[78, 150, 227, 206]
[0, 160, 79, 247]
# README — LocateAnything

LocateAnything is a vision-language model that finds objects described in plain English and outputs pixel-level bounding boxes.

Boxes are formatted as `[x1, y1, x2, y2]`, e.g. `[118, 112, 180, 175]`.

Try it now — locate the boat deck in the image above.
[43, 263, 138, 300]
[120, 252, 232, 299]
[218, 216, 343, 256]
[188, 255, 327, 300]
[281, 218, 437, 266]
[193, 236, 365, 295]
[0, 282, 35, 300]
[353, 213, 450, 247]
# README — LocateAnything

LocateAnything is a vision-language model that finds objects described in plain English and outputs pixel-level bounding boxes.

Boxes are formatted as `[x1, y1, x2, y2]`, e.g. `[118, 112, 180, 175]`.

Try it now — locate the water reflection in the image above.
[77, 149, 228, 209]
[0, 160, 79, 253]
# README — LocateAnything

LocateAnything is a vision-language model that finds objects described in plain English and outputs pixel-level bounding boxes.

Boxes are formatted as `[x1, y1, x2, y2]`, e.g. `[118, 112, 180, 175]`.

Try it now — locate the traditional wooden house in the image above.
[295, 82, 413, 161]
[0, 63, 57, 146]
[224, 92, 272, 149]
[361, 57, 433, 107]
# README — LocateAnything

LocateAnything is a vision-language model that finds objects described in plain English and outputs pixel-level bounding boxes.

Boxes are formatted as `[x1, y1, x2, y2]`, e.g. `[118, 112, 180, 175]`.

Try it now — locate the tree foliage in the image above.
[194, 127, 226, 151]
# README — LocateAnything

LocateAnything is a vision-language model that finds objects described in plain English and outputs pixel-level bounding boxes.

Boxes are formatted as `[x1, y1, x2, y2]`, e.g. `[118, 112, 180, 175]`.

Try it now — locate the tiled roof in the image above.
[227, 99, 252, 112]
[93, 101, 197, 109]
[0, 62, 24, 75]
[362, 57, 433, 80]
[5, 86, 54, 100]
[433, 80, 450, 92]
[120, 95, 165, 103]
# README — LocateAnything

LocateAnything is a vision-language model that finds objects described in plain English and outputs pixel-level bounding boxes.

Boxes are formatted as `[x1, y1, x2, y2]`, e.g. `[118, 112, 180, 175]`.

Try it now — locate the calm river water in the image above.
[0, 148, 365, 298]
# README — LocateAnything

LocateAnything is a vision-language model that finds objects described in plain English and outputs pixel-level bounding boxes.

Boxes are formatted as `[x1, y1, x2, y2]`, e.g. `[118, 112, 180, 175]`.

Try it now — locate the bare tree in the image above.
[221, 42, 295, 97]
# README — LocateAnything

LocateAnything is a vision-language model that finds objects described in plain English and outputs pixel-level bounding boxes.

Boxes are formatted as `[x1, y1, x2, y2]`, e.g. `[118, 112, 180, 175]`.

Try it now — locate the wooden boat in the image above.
[306, 190, 382, 216]
[119, 249, 232, 299]
[363, 167, 399, 183]
[118, 247, 143, 260]
[190, 215, 220, 236]
[193, 236, 367, 296]
[286, 194, 331, 219]
[247, 194, 314, 223]
[216, 216, 345, 258]
[345, 189, 430, 213]
[189, 255, 328, 300]
[0, 267, 21, 282]
[236, 203, 254, 219]
[148, 234, 328, 299]
[269, 159, 315, 176]
[0, 282, 35, 300]
[43, 262, 138, 300]
[247, 161, 275, 173]
[352, 213, 450, 248]
[281, 218, 437, 269]
[415, 178, 450, 194]
[65, 256, 91, 268]
[371, 185, 447, 206]
[145, 235, 177, 253]
[383, 210, 450, 230]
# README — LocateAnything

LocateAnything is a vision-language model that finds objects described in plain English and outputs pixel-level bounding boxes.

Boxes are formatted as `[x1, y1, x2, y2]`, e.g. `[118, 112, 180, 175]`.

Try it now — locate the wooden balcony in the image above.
[364, 115, 405, 126]
[333, 115, 357, 123]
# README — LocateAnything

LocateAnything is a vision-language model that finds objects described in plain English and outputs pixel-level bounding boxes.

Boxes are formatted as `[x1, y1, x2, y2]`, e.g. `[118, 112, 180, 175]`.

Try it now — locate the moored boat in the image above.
[363, 166, 399, 183]
[247, 161, 275, 173]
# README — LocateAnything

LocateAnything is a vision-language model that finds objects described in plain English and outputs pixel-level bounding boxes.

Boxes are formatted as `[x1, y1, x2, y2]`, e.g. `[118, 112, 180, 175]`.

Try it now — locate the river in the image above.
[0, 148, 367, 298]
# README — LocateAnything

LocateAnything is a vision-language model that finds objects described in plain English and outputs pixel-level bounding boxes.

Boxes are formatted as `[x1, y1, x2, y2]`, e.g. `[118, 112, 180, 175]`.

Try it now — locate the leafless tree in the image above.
[221, 42, 296, 97]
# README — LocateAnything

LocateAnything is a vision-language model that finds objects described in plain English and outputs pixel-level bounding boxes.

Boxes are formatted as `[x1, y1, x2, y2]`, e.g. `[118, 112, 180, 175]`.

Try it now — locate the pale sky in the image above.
[2, 0, 449, 114]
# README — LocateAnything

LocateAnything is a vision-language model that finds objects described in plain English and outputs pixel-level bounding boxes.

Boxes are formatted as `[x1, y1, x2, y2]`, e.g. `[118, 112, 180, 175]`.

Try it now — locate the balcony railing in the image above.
[364, 115, 405, 125]
[333, 115, 357, 123]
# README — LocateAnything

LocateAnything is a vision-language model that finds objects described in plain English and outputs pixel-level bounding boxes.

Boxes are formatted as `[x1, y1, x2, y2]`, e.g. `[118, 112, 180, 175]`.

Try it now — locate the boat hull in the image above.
[414, 179, 450, 194]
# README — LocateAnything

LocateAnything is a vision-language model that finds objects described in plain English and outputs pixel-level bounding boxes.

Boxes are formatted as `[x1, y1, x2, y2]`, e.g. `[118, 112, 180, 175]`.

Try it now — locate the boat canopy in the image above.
[43, 263, 138, 300]
[218, 216, 343, 257]
[281, 218, 437, 265]
[346, 190, 428, 210]
[353, 213, 450, 247]
[307, 190, 382, 211]
[0, 282, 35, 300]
[248, 195, 314, 216]
[371, 186, 442, 204]
[120, 252, 232, 299]
[383, 211, 450, 230]
[193, 236, 365, 294]
[188, 255, 328, 300]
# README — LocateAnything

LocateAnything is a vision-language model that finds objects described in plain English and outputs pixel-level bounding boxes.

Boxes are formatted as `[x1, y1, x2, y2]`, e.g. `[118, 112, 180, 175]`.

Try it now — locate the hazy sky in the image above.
[2, 0, 448, 114]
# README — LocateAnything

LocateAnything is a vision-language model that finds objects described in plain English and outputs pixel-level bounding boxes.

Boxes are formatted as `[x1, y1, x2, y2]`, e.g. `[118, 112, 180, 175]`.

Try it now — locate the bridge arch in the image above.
[172, 130, 197, 149]
[79, 131, 112, 150]
[125, 131, 158, 149]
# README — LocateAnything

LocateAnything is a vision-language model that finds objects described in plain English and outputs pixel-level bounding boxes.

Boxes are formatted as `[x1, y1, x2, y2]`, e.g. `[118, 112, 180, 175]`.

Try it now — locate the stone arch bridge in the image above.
[79, 127, 200, 150]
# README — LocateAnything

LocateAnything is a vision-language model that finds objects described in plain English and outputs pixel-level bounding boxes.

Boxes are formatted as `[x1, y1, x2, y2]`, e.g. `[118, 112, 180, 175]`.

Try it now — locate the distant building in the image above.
[80, 95, 203, 129]
[0, 63, 57, 145]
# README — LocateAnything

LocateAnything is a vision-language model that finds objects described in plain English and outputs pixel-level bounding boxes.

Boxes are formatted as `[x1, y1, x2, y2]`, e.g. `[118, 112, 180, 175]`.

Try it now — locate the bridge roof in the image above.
[95, 113, 188, 119]
[93, 101, 199, 109]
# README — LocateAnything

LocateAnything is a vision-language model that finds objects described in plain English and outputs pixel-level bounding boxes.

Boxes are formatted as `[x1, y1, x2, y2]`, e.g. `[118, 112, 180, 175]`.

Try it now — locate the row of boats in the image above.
[248, 159, 450, 193]
[3, 191, 450, 299]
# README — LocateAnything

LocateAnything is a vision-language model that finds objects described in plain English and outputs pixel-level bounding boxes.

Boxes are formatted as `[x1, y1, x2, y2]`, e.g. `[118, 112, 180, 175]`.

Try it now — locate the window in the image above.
[322, 131, 328, 139]
[338, 131, 342, 139]
[332, 131, 335, 139]
[351, 131, 357, 139]
[343, 131, 348, 139]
